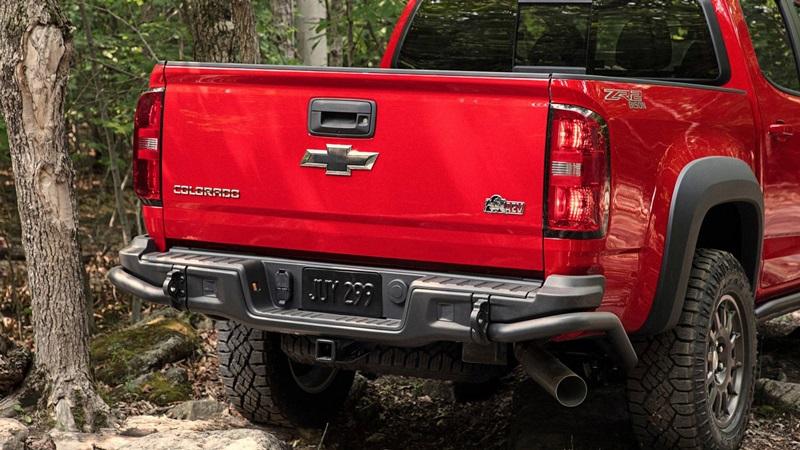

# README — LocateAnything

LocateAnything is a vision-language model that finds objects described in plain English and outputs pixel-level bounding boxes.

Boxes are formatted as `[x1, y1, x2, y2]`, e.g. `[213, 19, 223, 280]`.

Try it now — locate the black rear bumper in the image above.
[109, 236, 637, 370]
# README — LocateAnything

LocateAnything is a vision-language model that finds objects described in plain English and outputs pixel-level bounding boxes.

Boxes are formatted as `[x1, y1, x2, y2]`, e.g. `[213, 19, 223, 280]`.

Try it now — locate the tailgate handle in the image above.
[309, 98, 376, 138]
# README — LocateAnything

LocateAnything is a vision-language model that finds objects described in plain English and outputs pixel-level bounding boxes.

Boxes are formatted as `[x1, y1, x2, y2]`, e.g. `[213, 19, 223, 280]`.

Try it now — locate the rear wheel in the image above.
[627, 249, 757, 450]
[217, 321, 355, 428]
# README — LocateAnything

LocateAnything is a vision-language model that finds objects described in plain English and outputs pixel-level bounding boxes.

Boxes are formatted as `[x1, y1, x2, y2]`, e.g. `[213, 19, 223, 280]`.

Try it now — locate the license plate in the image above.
[301, 269, 383, 318]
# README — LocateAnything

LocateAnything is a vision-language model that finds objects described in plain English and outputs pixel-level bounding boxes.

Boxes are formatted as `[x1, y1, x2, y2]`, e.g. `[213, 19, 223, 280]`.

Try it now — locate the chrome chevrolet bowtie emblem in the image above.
[301, 144, 379, 176]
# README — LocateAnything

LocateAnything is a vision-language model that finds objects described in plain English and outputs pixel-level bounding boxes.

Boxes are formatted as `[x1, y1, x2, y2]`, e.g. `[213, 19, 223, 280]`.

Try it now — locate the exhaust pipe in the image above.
[515, 343, 588, 408]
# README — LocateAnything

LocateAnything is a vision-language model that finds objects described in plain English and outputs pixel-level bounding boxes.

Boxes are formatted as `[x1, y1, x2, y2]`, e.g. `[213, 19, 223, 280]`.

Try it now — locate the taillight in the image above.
[545, 104, 610, 237]
[133, 89, 164, 204]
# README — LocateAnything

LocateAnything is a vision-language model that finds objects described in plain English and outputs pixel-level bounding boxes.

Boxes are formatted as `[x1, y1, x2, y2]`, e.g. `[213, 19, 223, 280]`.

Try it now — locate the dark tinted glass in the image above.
[515, 4, 590, 69]
[740, 0, 800, 91]
[396, 0, 516, 72]
[588, 0, 720, 80]
[398, 0, 721, 82]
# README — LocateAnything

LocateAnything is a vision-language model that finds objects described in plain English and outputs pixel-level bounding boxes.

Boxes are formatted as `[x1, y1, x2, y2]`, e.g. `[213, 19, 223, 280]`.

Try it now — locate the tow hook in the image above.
[163, 268, 188, 311]
[470, 294, 490, 344]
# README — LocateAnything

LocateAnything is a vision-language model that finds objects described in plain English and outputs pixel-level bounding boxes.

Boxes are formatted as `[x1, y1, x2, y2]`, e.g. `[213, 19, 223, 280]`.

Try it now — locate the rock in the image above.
[349, 373, 369, 401]
[164, 367, 189, 385]
[50, 430, 155, 450]
[0, 336, 30, 396]
[117, 428, 287, 450]
[0, 419, 28, 450]
[91, 315, 198, 384]
[25, 435, 55, 450]
[122, 372, 192, 406]
[120, 414, 248, 435]
[364, 433, 386, 445]
[756, 378, 800, 410]
[167, 400, 228, 421]
[51, 415, 281, 450]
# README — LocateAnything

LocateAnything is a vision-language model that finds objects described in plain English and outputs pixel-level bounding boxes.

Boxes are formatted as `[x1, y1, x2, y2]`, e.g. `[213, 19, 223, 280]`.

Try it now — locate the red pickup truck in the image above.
[109, 0, 800, 447]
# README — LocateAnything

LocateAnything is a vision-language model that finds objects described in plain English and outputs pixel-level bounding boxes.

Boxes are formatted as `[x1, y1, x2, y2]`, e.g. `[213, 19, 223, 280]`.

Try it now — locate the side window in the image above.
[396, 0, 516, 72]
[587, 0, 720, 80]
[740, 0, 800, 91]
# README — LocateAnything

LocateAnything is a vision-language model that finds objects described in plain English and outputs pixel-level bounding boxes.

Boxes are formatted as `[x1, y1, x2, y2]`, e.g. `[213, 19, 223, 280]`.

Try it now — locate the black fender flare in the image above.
[637, 157, 763, 335]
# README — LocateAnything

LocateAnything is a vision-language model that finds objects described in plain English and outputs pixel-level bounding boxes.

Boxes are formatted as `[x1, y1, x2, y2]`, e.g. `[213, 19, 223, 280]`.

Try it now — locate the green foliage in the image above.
[255, 0, 300, 64]
[319, 0, 407, 67]
[64, 0, 192, 173]
[54, 0, 405, 178]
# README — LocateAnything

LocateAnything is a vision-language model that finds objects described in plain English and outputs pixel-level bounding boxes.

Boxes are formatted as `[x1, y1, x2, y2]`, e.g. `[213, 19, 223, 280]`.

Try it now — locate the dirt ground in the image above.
[295, 371, 800, 450]
[278, 319, 800, 450]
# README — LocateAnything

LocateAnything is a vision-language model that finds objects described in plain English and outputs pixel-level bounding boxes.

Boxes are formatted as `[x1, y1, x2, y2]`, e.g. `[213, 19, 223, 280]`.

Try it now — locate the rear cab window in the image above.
[395, 0, 724, 84]
[739, 0, 800, 91]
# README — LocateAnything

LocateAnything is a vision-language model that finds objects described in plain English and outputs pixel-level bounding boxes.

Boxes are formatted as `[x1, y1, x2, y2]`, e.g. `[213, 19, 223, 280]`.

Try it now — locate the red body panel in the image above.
[548, 80, 756, 331]
[159, 66, 549, 272]
[142, 0, 800, 333]
[729, 3, 800, 298]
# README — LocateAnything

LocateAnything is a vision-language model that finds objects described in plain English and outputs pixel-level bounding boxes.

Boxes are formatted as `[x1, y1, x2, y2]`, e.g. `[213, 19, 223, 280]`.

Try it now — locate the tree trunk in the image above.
[184, 0, 260, 64]
[0, 0, 109, 431]
[297, 0, 328, 66]
[327, 0, 345, 66]
[270, 0, 297, 62]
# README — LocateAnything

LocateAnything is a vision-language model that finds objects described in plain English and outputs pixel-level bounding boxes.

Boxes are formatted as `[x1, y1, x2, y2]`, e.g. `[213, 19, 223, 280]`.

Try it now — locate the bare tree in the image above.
[271, 0, 297, 61]
[184, 0, 260, 63]
[0, 0, 109, 431]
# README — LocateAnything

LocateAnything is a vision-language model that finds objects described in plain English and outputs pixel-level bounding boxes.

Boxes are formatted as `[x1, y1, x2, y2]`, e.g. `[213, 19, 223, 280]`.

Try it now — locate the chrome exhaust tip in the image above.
[515, 343, 588, 408]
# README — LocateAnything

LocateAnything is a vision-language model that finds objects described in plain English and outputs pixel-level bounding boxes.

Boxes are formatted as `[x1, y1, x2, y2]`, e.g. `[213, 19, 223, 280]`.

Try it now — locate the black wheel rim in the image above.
[706, 294, 746, 429]
[288, 360, 339, 394]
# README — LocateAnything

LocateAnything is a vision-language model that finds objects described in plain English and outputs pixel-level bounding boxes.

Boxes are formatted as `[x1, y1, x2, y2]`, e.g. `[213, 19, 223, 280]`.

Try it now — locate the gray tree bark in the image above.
[297, 0, 328, 66]
[184, 0, 260, 64]
[327, 0, 345, 66]
[270, 0, 297, 61]
[0, 0, 109, 431]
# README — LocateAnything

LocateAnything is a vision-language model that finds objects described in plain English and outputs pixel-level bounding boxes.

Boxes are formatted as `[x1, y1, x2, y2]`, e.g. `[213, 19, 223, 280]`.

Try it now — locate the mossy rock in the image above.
[91, 315, 198, 385]
[127, 372, 192, 406]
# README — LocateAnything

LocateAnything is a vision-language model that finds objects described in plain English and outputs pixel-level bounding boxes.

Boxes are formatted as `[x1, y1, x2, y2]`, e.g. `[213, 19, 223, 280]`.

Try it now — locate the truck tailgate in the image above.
[160, 64, 549, 272]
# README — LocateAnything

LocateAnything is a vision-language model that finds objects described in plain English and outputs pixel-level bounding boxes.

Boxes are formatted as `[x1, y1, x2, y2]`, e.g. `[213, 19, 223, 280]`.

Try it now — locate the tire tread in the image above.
[627, 249, 756, 450]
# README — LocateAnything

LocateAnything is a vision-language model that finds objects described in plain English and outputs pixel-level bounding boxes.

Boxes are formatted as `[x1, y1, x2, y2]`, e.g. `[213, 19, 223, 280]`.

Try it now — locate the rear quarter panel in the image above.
[549, 78, 757, 332]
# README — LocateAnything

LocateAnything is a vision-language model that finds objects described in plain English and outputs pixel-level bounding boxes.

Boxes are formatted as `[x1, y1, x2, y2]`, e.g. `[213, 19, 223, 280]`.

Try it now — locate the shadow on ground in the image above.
[305, 318, 800, 450]
[508, 381, 636, 450]
[306, 370, 636, 450]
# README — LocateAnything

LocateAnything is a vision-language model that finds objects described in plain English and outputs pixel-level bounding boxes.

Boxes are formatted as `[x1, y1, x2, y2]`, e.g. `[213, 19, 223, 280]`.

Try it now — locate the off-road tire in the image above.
[627, 249, 757, 449]
[217, 321, 355, 428]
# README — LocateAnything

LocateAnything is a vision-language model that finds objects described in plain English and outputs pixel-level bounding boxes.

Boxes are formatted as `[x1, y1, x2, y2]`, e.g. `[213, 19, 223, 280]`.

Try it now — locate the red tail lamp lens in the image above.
[546, 105, 610, 236]
[133, 90, 164, 203]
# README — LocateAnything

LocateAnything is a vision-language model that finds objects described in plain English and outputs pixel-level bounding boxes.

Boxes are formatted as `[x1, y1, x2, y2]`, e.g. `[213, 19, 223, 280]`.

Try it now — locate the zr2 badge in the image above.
[604, 88, 646, 110]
